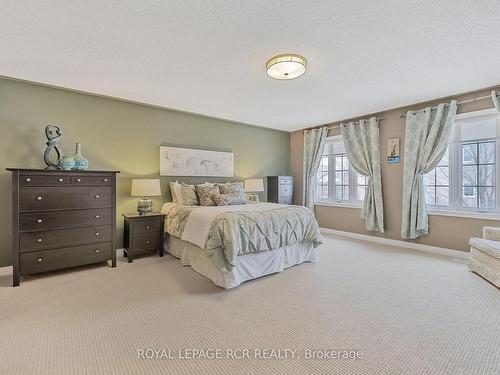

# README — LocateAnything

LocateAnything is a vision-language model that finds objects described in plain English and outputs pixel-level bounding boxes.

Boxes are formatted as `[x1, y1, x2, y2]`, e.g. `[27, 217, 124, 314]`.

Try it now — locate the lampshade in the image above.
[266, 54, 307, 80]
[244, 179, 264, 192]
[131, 179, 161, 197]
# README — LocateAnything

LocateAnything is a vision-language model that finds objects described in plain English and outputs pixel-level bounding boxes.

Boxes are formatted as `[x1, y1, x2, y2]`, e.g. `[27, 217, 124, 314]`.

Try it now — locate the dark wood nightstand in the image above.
[122, 212, 165, 263]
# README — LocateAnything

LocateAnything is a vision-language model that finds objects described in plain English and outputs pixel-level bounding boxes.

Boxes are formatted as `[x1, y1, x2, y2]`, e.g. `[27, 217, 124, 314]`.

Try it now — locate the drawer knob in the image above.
[95, 214, 100, 219]
[95, 194, 100, 199]
[36, 218, 43, 223]
[95, 249, 100, 253]
[76, 178, 81, 182]
[95, 232, 100, 236]
[37, 238, 43, 243]
[145, 240, 150, 245]
[103, 178, 108, 182]
[37, 257, 43, 262]
[25, 177, 31, 182]
[36, 196, 43, 201]
[58, 178, 64, 183]
[146, 225, 151, 230]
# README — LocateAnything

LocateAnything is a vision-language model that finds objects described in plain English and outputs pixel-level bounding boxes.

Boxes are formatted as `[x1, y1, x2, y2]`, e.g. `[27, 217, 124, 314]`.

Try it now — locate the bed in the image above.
[161, 202, 322, 288]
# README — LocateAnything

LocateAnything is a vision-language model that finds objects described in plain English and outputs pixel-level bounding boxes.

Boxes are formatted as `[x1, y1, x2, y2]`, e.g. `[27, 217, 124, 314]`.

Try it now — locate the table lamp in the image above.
[131, 179, 161, 215]
[244, 178, 264, 202]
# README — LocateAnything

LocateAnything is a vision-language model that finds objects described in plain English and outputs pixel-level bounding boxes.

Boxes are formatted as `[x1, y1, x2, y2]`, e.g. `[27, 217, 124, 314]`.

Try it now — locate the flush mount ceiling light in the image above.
[266, 54, 307, 80]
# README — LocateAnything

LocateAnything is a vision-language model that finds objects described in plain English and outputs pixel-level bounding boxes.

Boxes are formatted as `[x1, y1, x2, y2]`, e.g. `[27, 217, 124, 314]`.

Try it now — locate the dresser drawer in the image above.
[279, 176, 294, 185]
[279, 197, 292, 205]
[134, 219, 162, 235]
[20, 208, 112, 232]
[19, 174, 69, 186]
[20, 187, 112, 211]
[133, 233, 161, 253]
[20, 225, 112, 252]
[20, 174, 69, 186]
[19, 242, 112, 275]
[71, 175, 112, 186]
[279, 185, 293, 196]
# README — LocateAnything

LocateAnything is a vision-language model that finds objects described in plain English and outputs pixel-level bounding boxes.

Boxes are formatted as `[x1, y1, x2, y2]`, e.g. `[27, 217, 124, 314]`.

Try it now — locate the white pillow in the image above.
[169, 181, 182, 204]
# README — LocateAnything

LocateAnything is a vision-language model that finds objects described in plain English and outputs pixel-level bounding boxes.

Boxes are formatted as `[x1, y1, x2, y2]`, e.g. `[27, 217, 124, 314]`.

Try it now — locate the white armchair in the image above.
[469, 227, 500, 287]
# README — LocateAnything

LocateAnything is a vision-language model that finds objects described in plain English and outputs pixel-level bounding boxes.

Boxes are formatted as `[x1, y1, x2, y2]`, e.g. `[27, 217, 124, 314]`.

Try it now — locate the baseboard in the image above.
[0, 265, 12, 276]
[0, 248, 126, 277]
[320, 227, 469, 259]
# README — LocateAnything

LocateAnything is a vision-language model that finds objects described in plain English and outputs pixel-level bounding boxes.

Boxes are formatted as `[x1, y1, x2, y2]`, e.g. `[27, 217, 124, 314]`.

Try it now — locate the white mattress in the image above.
[165, 236, 317, 289]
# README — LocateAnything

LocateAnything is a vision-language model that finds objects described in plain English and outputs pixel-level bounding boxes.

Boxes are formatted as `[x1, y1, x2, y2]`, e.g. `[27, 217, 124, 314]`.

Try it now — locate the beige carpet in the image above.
[0, 233, 499, 375]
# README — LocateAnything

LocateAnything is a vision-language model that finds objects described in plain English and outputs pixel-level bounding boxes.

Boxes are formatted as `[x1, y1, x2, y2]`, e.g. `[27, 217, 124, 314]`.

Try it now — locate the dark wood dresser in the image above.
[7, 168, 119, 286]
[267, 176, 294, 204]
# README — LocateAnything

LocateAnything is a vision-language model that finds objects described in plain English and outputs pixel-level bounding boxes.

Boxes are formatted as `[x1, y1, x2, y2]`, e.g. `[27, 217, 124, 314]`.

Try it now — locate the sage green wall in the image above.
[0, 77, 290, 267]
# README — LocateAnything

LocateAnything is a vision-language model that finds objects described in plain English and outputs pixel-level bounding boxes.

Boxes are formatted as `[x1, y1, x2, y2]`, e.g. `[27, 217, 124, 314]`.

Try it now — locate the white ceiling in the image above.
[1, 1, 500, 132]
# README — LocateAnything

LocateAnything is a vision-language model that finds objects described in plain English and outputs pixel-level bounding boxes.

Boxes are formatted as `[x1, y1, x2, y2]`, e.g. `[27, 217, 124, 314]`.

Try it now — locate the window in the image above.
[424, 109, 500, 213]
[315, 136, 367, 204]
[357, 173, 368, 202]
[334, 153, 350, 200]
[315, 155, 329, 200]
[462, 140, 495, 209]
[423, 148, 450, 206]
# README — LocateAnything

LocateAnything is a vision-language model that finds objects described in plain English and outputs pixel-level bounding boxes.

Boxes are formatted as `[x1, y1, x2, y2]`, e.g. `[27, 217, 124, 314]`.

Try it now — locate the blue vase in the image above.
[73, 143, 89, 170]
[58, 156, 75, 170]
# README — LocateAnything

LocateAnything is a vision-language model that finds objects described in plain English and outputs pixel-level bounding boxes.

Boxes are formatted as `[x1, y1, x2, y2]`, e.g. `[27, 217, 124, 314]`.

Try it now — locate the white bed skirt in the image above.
[165, 236, 317, 289]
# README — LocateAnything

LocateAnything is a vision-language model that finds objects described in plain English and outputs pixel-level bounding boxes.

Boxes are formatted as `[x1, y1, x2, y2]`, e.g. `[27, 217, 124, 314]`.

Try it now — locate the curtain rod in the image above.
[400, 94, 493, 118]
[327, 116, 384, 130]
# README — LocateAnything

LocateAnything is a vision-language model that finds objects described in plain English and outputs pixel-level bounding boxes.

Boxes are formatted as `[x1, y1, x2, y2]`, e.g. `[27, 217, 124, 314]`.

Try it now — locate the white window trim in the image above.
[314, 201, 362, 209]
[428, 209, 500, 221]
[455, 108, 498, 120]
[314, 135, 364, 207]
[426, 108, 500, 216]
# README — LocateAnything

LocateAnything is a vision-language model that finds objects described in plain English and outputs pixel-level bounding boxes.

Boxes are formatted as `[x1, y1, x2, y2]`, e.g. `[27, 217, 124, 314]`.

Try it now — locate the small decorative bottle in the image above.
[58, 156, 75, 170]
[73, 142, 89, 170]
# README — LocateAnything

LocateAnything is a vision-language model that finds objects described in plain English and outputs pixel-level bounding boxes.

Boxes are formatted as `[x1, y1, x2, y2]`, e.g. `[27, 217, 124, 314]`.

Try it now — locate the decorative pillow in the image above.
[195, 183, 220, 206]
[213, 194, 246, 206]
[180, 183, 198, 206]
[169, 181, 182, 203]
[218, 182, 245, 201]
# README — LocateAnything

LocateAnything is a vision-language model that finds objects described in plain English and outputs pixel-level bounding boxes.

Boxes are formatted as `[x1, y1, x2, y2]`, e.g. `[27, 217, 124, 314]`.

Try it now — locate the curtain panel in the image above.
[401, 101, 458, 240]
[492, 90, 500, 113]
[302, 127, 328, 209]
[341, 117, 384, 232]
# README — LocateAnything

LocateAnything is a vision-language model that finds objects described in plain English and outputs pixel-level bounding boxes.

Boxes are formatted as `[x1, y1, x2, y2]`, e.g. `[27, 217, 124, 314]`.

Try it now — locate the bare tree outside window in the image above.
[335, 154, 350, 200]
[315, 155, 329, 199]
[462, 140, 495, 209]
[357, 173, 368, 201]
[424, 148, 450, 206]
[314, 138, 368, 204]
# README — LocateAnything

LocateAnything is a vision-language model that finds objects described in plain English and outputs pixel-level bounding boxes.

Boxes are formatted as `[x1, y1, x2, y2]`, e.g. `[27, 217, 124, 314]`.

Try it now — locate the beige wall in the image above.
[0, 77, 290, 267]
[291, 85, 500, 252]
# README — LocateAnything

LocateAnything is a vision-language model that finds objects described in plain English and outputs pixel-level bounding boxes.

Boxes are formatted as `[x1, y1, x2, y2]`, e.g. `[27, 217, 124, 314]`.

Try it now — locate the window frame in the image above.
[426, 108, 500, 216]
[314, 135, 366, 206]
[423, 147, 451, 207]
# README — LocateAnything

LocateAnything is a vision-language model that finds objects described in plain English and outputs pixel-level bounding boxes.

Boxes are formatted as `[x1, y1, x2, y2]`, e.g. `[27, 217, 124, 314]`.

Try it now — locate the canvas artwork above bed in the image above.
[160, 145, 233, 177]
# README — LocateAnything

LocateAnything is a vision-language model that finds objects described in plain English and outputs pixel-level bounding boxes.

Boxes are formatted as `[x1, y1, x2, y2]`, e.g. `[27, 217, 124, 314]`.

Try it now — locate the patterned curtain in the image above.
[492, 90, 500, 113]
[302, 127, 328, 209]
[401, 101, 458, 240]
[341, 117, 384, 232]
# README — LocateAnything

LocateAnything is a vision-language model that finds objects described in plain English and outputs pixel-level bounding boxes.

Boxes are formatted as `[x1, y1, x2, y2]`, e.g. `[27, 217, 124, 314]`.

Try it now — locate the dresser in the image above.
[267, 176, 294, 204]
[7, 168, 119, 286]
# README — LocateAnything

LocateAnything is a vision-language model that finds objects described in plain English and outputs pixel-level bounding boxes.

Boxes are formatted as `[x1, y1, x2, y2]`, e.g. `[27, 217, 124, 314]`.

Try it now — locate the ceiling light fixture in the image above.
[266, 54, 307, 80]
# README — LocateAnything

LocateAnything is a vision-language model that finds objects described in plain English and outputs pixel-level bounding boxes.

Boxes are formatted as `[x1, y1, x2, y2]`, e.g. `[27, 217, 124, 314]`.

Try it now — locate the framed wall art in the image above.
[387, 138, 400, 164]
[160, 145, 234, 177]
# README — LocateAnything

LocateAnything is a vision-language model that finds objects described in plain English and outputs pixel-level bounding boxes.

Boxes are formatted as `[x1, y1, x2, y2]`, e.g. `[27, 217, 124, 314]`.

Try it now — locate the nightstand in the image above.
[122, 212, 165, 263]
